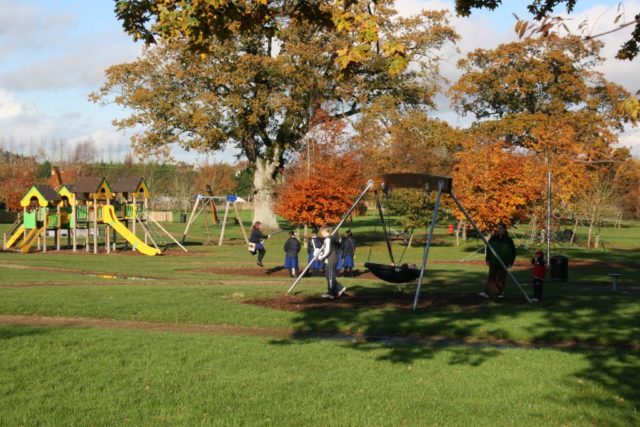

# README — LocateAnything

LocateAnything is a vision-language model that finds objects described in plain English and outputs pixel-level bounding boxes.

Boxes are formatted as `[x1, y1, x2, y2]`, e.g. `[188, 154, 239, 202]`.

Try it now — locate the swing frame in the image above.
[287, 173, 532, 309]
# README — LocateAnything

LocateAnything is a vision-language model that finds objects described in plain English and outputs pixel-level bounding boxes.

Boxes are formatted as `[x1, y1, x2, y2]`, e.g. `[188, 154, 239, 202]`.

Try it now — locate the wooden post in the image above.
[106, 199, 111, 254]
[42, 208, 47, 253]
[132, 196, 137, 252]
[56, 205, 61, 251]
[93, 197, 97, 254]
[144, 197, 149, 245]
[23, 207, 27, 240]
[218, 201, 230, 246]
[233, 203, 249, 244]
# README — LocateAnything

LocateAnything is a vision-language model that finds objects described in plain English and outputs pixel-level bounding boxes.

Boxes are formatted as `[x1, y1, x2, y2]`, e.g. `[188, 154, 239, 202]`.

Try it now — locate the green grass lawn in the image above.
[0, 213, 638, 425]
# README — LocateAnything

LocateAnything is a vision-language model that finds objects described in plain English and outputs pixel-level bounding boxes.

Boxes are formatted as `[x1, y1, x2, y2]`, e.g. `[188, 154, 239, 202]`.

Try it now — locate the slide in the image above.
[6, 225, 25, 248]
[102, 205, 160, 256]
[20, 227, 45, 254]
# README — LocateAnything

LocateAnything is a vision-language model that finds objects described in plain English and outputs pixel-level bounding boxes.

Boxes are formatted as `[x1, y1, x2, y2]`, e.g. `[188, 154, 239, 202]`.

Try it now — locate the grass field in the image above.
[1, 213, 638, 425]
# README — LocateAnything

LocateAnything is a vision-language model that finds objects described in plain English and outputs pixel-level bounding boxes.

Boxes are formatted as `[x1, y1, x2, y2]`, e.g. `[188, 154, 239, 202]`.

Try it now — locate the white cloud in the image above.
[0, 89, 24, 119]
[0, 3, 75, 61]
[618, 124, 640, 156]
[0, 38, 140, 91]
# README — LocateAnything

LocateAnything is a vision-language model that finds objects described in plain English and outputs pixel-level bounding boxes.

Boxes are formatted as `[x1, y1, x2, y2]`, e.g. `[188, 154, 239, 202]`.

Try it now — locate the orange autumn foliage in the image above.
[276, 153, 364, 227]
[452, 140, 544, 230]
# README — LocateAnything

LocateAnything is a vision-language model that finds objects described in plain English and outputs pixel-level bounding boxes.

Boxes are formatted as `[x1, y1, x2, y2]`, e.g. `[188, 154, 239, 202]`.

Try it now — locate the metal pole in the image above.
[546, 170, 551, 266]
[450, 192, 532, 303]
[287, 179, 374, 295]
[412, 183, 444, 311]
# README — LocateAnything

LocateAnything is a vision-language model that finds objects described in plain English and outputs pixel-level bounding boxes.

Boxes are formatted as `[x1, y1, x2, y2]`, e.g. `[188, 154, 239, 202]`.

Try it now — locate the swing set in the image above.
[288, 173, 532, 310]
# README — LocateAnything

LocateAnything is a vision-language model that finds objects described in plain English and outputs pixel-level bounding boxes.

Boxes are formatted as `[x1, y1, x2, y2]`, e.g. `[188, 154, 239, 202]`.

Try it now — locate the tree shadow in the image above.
[0, 325, 52, 340]
[266, 262, 640, 418]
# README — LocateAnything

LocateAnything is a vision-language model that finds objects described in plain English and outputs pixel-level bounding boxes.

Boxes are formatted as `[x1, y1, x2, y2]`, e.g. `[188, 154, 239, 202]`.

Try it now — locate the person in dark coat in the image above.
[283, 231, 301, 277]
[249, 221, 269, 267]
[479, 223, 516, 298]
[341, 230, 356, 277]
[317, 225, 346, 299]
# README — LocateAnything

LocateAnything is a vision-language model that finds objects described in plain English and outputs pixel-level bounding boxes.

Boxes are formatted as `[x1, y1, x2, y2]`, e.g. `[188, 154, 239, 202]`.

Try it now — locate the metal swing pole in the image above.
[450, 192, 532, 303]
[412, 180, 444, 311]
[287, 179, 374, 295]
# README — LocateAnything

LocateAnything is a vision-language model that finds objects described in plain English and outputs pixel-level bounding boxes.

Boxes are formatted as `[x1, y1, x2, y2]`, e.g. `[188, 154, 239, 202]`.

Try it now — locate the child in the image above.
[531, 250, 546, 302]
[284, 231, 301, 277]
[249, 221, 269, 267]
[341, 230, 356, 277]
[317, 225, 346, 299]
[307, 230, 323, 276]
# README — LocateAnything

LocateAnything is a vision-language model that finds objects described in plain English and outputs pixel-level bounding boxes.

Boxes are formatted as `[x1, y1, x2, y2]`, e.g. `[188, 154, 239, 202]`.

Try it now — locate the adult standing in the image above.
[250, 221, 269, 267]
[480, 223, 516, 298]
[317, 225, 346, 299]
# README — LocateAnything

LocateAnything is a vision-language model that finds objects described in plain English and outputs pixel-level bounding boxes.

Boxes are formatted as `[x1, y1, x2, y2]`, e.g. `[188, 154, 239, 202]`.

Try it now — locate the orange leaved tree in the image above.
[276, 153, 364, 228]
[451, 139, 544, 231]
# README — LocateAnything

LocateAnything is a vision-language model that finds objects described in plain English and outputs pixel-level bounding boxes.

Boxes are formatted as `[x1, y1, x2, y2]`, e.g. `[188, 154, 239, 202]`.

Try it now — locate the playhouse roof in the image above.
[70, 176, 113, 200]
[20, 184, 62, 207]
[111, 176, 149, 196]
[71, 177, 106, 193]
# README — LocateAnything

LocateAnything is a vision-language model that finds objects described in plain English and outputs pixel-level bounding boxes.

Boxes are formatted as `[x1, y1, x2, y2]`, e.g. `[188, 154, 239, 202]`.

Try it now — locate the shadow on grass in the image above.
[0, 325, 51, 340]
[268, 264, 640, 417]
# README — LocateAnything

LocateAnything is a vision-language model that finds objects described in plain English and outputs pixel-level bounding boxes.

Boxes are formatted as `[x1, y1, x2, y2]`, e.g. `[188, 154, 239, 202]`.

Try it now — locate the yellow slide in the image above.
[6, 225, 25, 248]
[20, 227, 45, 254]
[102, 205, 160, 256]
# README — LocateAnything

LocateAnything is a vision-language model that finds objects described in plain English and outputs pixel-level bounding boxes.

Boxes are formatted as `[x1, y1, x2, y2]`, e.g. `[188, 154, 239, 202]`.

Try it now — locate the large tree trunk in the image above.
[252, 157, 280, 230]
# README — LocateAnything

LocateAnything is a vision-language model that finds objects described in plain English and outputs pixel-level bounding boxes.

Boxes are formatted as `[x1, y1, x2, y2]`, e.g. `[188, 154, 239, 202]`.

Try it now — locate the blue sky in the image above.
[0, 0, 638, 163]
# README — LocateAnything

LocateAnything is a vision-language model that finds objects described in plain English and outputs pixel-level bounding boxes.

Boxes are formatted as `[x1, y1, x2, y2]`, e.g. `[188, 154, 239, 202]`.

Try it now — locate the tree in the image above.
[451, 139, 544, 231]
[454, 0, 640, 61]
[612, 157, 640, 219]
[115, 0, 418, 75]
[276, 150, 364, 228]
[96, 3, 457, 228]
[575, 173, 621, 248]
[384, 189, 443, 246]
[194, 163, 238, 196]
[351, 108, 463, 179]
[450, 35, 631, 229]
[0, 157, 38, 211]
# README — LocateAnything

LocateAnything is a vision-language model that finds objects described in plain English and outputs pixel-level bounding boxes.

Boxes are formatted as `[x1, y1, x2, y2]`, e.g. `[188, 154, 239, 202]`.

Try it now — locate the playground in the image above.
[1, 197, 639, 425]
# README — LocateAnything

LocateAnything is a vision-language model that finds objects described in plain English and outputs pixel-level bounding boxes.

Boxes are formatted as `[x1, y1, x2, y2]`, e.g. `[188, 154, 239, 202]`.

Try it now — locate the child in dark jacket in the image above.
[531, 250, 546, 302]
[341, 230, 356, 277]
[284, 231, 301, 277]
[249, 221, 269, 267]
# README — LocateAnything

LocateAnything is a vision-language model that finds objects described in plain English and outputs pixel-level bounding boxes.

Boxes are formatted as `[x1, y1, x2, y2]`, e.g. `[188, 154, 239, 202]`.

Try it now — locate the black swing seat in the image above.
[364, 262, 421, 284]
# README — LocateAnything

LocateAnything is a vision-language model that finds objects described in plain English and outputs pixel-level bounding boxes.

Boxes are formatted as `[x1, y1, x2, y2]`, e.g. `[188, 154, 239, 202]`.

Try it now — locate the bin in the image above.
[179, 213, 187, 223]
[550, 255, 568, 282]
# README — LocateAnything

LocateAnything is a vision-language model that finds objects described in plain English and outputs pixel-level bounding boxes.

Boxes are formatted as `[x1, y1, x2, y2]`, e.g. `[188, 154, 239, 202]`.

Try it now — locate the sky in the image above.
[0, 0, 638, 163]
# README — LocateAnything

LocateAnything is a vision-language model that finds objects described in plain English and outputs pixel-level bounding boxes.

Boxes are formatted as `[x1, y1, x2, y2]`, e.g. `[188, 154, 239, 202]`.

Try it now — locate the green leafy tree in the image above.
[385, 189, 436, 237]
